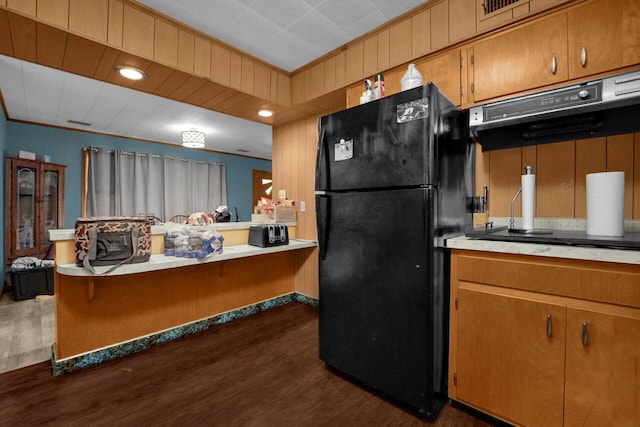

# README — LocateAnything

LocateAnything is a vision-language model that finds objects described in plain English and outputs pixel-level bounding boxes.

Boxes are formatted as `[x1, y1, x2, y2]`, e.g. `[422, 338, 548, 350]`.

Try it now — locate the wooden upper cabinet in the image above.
[363, 34, 378, 77]
[449, 0, 476, 43]
[153, 19, 178, 67]
[253, 62, 270, 100]
[37, 0, 68, 28]
[305, 62, 324, 101]
[345, 41, 364, 84]
[107, 0, 123, 47]
[564, 308, 640, 427]
[122, 4, 154, 58]
[530, 0, 572, 12]
[211, 43, 230, 86]
[241, 57, 254, 94]
[472, 13, 568, 102]
[389, 18, 412, 67]
[324, 56, 336, 92]
[345, 85, 359, 109]
[229, 52, 242, 90]
[431, 0, 449, 50]
[416, 49, 462, 106]
[411, 9, 431, 58]
[277, 72, 291, 106]
[177, 29, 194, 72]
[193, 36, 211, 78]
[291, 72, 305, 105]
[377, 29, 390, 71]
[69, 0, 109, 43]
[7, 0, 35, 17]
[568, 0, 640, 80]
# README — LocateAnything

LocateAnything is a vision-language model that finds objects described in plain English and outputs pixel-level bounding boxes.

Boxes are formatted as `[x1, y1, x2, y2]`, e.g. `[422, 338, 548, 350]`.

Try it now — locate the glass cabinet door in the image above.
[16, 166, 36, 251]
[6, 156, 65, 261]
[42, 170, 59, 245]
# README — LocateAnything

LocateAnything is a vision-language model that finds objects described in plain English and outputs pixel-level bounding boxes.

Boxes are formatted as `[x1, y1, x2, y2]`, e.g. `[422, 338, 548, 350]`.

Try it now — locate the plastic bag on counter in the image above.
[164, 226, 224, 259]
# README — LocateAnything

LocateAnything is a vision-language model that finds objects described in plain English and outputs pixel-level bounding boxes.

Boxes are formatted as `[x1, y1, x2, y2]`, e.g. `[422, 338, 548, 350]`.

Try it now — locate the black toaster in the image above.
[248, 224, 289, 247]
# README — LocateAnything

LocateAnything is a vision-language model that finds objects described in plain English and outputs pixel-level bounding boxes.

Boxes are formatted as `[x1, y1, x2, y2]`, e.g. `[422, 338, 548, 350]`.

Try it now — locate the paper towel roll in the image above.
[521, 173, 535, 230]
[586, 171, 625, 236]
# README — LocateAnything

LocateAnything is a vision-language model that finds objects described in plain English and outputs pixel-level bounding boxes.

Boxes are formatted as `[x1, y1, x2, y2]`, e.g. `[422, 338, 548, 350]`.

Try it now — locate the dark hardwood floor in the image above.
[0, 303, 496, 426]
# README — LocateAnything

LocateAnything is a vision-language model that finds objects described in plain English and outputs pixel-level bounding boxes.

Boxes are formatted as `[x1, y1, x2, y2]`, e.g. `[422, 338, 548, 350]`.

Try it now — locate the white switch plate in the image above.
[279, 189, 286, 199]
[300, 201, 305, 212]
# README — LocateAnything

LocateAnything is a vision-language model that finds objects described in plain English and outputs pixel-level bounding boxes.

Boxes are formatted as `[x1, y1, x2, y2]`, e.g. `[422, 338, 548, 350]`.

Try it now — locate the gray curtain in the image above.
[85, 147, 227, 220]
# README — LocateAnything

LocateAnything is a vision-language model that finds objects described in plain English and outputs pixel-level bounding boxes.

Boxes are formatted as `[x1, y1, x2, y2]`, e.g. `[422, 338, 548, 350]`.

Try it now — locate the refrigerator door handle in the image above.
[316, 194, 329, 261]
[315, 124, 329, 191]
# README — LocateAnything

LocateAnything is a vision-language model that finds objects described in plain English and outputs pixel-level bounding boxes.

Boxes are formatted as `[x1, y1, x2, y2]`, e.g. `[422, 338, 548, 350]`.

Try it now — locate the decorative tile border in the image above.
[51, 292, 318, 376]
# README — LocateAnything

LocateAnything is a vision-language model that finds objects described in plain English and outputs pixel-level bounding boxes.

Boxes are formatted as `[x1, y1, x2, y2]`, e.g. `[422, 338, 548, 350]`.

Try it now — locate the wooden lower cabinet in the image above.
[564, 309, 640, 427]
[449, 250, 640, 427]
[457, 289, 565, 426]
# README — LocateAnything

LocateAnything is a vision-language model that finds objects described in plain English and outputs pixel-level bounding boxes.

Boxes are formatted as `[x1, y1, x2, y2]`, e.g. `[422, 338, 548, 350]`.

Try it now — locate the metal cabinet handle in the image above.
[546, 314, 552, 338]
[580, 46, 587, 67]
[551, 55, 557, 75]
[581, 321, 588, 347]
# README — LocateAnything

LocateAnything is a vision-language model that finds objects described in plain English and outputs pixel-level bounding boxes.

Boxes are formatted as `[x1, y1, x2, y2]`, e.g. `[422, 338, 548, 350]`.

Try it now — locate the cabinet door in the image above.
[565, 308, 640, 427]
[568, 0, 640, 80]
[456, 288, 565, 427]
[12, 160, 38, 257]
[472, 13, 568, 102]
[40, 163, 65, 251]
[416, 50, 462, 106]
[5, 158, 65, 262]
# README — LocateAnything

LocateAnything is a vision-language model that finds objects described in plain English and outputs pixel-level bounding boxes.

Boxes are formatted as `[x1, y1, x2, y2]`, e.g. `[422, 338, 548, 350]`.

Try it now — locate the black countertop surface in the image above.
[465, 226, 640, 251]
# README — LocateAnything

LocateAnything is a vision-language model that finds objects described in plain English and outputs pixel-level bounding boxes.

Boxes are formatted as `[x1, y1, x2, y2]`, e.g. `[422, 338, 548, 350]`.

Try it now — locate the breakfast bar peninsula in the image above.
[49, 222, 316, 374]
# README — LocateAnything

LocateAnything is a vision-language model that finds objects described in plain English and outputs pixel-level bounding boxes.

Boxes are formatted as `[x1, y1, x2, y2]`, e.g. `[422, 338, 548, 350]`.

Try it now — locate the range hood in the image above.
[469, 69, 640, 151]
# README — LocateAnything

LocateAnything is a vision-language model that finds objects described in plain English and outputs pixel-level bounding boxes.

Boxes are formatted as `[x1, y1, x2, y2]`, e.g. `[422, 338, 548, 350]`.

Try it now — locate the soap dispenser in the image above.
[401, 64, 423, 91]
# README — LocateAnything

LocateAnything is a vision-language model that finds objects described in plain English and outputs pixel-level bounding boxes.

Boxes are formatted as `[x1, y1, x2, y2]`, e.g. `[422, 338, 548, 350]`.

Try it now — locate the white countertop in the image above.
[48, 221, 296, 241]
[57, 239, 317, 276]
[447, 235, 640, 265]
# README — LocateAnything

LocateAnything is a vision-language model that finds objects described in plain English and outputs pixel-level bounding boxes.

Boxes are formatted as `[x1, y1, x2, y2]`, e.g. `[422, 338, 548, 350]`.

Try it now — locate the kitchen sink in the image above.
[465, 226, 640, 251]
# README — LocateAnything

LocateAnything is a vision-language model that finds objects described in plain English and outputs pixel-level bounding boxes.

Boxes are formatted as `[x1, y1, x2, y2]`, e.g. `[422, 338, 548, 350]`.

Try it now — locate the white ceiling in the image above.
[0, 54, 274, 159]
[136, 0, 427, 72]
[0, 0, 427, 160]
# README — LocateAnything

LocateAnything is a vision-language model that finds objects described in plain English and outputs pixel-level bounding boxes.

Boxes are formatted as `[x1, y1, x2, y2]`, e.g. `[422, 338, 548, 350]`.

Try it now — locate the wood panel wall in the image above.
[476, 132, 640, 219]
[272, 115, 336, 300]
[272, 120, 640, 300]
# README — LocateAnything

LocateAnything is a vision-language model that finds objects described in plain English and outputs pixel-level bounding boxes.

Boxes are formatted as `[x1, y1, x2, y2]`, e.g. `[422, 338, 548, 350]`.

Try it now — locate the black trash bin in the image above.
[8, 266, 54, 301]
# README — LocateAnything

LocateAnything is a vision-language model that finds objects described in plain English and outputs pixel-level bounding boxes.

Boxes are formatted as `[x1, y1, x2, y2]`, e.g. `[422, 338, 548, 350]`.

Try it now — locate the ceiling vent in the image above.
[483, 0, 520, 15]
[67, 119, 91, 126]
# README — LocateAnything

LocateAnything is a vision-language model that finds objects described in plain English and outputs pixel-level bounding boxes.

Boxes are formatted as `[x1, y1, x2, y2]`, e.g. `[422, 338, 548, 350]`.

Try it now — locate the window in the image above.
[83, 147, 226, 221]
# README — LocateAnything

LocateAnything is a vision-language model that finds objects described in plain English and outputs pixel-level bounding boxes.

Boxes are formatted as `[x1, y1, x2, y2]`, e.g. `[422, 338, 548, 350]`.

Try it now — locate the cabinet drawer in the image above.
[456, 250, 640, 308]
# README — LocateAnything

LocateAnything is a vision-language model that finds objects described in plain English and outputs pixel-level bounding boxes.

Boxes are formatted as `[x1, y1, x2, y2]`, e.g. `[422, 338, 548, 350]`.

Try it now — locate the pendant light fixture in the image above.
[181, 129, 206, 148]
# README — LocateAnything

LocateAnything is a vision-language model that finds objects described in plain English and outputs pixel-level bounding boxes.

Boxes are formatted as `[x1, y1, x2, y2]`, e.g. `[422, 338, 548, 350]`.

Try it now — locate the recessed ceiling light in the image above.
[258, 109, 274, 118]
[114, 66, 147, 80]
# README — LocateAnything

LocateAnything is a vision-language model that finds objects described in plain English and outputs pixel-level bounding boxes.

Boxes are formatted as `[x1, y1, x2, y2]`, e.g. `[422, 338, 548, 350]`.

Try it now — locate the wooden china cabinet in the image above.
[5, 156, 66, 264]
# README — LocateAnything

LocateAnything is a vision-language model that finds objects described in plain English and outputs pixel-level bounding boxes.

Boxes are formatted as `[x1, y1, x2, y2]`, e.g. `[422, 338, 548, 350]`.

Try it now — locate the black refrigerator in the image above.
[315, 84, 473, 417]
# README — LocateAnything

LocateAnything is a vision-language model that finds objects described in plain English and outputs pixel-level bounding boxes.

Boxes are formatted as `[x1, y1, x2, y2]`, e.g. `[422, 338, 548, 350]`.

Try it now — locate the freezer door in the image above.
[317, 188, 447, 416]
[315, 84, 462, 192]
